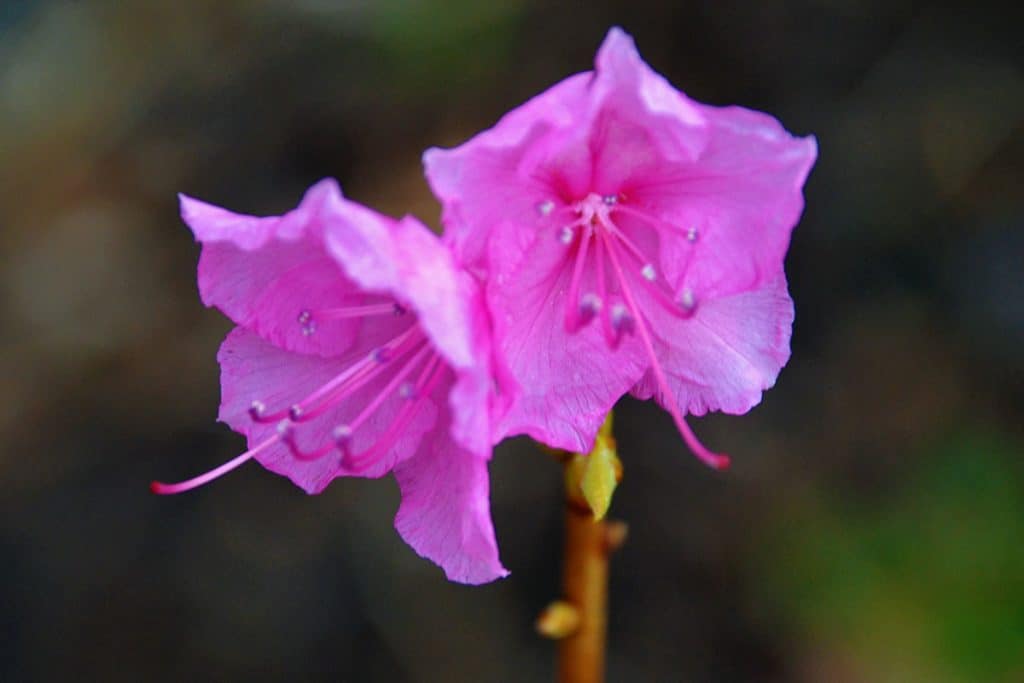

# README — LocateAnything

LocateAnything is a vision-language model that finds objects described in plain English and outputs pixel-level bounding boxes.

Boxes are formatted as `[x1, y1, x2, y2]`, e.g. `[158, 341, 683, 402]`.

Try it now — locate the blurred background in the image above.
[2, 1, 1022, 681]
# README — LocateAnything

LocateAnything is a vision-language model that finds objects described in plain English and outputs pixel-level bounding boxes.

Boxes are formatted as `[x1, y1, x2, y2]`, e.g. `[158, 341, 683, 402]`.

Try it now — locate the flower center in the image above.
[151, 300, 448, 494]
[557, 193, 697, 339]
[542, 192, 729, 470]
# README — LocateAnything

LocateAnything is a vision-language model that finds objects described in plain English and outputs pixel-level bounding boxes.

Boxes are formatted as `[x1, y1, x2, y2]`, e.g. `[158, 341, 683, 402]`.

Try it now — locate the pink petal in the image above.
[423, 74, 592, 269]
[588, 27, 709, 190]
[182, 179, 362, 357]
[629, 107, 817, 300]
[393, 430, 507, 585]
[323, 207, 482, 370]
[632, 274, 795, 416]
[217, 327, 440, 493]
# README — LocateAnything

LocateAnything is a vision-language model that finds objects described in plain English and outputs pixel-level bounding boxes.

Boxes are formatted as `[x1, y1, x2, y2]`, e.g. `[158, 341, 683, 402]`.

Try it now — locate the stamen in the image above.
[578, 293, 602, 326]
[301, 302, 404, 324]
[150, 434, 278, 494]
[678, 288, 697, 316]
[559, 225, 575, 245]
[610, 304, 635, 334]
[251, 326, 425, 426]
[346, 344, 433, 434]
[603, 220, 697, 322]
[611, 204, 693, 239]
[686, 226, 698, 242]
[602, 194, 618, 206]
[248, 400, 268, 421]
[278, 420, 335, 461]
[537, 199, 555, 216]
[346, 354, 447, 473]
[593, 233, 617, 347]
[564, 224, 594, 332]
[333, 424, 353, 446]
[598, 231, 730, 470]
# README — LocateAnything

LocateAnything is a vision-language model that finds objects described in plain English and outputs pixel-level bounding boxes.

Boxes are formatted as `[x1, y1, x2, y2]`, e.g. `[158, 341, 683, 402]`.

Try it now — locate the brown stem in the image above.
[558, 490, 612, 683]
[537, 415, 626, 683]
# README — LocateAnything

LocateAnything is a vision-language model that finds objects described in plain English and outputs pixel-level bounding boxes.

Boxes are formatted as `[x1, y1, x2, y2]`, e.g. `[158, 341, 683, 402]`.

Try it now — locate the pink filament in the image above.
[598, 230, 730, 470]
[564, 223, 594, 332]
[150, 434, 279, 494]
[603, 221, 696, 320]
[309, 302, 404, 321]
[612, 204, 692, 239]
[251, 325, 424, 425]
[345, 353, 446, 473]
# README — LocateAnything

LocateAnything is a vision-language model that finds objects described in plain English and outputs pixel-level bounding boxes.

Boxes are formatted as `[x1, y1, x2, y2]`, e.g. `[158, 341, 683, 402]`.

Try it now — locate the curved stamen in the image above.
[277, 421, 337, 462]
[603, 228, 698, 321]
[150, 434, 279, 494]
[250, 325, 423, 425]
[347, 343, 434, 433]
[599, 231, 730, 470]
[291, 331, 426, 424]
[345, 354, 447, 473]
[274, 344, 438, 467]
[612, 204, 695, 240]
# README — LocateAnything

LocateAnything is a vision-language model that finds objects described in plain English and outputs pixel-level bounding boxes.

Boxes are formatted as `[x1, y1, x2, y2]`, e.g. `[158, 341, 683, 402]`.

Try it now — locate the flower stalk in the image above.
[538, 414, 626, 683]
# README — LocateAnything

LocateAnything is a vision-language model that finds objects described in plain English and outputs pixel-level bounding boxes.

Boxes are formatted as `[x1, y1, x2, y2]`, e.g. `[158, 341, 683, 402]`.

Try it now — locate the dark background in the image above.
[2, 1, 1022, 681]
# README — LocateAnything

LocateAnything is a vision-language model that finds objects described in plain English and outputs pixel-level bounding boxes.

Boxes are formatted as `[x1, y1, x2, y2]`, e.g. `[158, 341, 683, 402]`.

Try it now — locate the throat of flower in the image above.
[151, 309, 447, 494]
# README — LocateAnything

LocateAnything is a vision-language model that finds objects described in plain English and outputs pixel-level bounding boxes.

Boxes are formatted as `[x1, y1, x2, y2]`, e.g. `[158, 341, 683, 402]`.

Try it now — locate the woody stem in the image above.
[538, 416, 627, 683]
[559, 478, 610, 683]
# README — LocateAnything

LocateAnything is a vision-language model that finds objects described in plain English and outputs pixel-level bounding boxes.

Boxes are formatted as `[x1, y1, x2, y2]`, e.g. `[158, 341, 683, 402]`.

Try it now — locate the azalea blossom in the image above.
[152, 179, 510, 584]
[424, 28, 817, 467]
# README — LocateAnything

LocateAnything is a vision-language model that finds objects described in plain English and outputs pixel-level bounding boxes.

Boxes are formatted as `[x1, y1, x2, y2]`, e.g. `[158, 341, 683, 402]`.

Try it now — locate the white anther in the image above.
[559, 226, 575, 244]
[611, 303, 634, 332]
[641, 263, 656, 281]
[248, 400, 266, 419]
[580, 293, 603, 314]
[686, 226, 698, 243]
[332, 424, 353, 444]
[537, 200, 555, 216]
[679, 288, 696, 311]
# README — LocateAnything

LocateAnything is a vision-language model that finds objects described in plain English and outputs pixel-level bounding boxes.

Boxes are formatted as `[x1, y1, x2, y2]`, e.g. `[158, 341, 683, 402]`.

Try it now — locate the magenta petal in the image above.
[633, 274, 795, 416]
[393, 433, 507, 585]
[183, 179, 362, 357]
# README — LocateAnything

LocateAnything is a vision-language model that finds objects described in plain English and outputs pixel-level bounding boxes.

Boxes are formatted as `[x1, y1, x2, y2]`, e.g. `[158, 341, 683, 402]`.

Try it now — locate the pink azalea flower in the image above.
[152, 179, 510, 584]
[424, 28, 817, 468]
